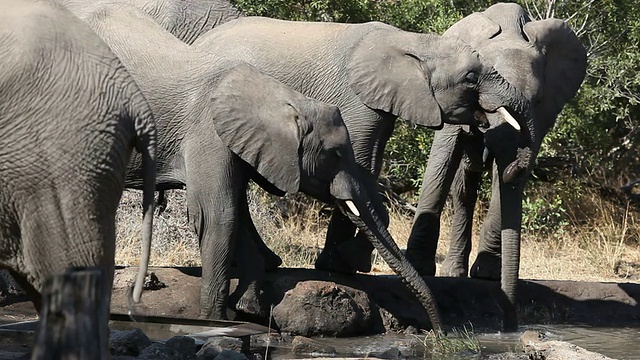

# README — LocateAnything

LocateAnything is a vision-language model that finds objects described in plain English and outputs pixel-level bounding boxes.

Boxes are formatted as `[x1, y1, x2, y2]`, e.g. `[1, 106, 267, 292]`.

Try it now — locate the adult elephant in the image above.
[58, 0, 285, 270]
[193, 17, 530, 275]
[59, 0, 242, 44]
[77, 4, 446, 331]
[405, 3, 587, 331]
[0, 0, 156, 313]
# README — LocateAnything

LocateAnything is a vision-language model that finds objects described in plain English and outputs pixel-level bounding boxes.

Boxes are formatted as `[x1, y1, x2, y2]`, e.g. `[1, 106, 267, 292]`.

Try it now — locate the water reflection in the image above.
[264, 325, 640, 359]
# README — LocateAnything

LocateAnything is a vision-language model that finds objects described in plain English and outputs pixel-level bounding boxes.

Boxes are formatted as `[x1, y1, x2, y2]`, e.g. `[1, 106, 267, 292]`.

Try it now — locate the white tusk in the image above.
[497, 107, 521, 132]
[345, 200, 360, 217]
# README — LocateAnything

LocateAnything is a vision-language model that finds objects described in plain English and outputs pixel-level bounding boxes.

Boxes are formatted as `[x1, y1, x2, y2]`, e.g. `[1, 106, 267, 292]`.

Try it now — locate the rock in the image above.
[197, 336, 245, 360]
[138, 343, 175, 359]
[520, 330, 615, 360]
[138, 336, 197, 360]
[368, 347, 404, 360]
[272, 280, 384, 337]
[202, 336, 244, 351]
[251, 332, 289, 347]
[144, 272, 167, 290]
[291, 336, 337, 356]
[196, 345, 221, 360]
[109, 328, 152, 356]
[166, 336, 197, 359]
[213, 349, 249, 360]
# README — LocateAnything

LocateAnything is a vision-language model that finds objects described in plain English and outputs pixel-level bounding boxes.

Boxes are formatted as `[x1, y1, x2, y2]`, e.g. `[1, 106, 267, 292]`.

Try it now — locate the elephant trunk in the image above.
[481, 71, 538, 331]
[330, 172, 443, 332]
[480, 66, 540, 184]
[498, 181, 525, 332]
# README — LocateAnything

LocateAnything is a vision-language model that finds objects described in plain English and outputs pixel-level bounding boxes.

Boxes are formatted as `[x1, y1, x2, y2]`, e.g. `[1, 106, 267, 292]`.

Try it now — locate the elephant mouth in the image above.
[475, 107, 521, 133]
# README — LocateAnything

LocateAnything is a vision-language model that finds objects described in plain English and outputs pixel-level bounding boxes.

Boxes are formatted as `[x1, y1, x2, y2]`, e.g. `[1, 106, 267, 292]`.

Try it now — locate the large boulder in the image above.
[272, 280, 384, 337]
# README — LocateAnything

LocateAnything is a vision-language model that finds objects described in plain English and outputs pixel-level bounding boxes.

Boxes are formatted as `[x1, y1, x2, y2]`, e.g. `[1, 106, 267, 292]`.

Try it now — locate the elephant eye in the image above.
[335, 149, 342, 158]
[465, 71, 479, 85]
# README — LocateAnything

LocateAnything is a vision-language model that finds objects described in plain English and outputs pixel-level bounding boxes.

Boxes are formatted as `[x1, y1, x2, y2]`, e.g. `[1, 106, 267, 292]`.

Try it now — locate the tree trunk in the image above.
[31, 267, 110, 360]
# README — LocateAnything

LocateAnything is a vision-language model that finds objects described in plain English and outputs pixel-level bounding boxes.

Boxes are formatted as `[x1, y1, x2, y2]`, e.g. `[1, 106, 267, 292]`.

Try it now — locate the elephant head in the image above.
[347, 26, 527, 131]
[210, 63, 443, 331]
[443, 3, 587, 331]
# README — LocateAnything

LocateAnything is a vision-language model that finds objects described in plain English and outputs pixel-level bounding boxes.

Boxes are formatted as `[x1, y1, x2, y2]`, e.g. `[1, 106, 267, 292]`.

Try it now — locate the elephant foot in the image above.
[233, 293, 264, 318]
[229, 283, 265, 317]
[470, 252, 501, 281]
[314, 247, 357, 275]
[404, 249, 436, 276]
[440, 257, 468, 277]
[336, 235, 374, 273]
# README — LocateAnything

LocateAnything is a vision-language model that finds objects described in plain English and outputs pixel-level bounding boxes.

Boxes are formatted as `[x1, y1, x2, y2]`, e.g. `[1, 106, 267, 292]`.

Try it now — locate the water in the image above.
[260, 325, 640, 359]
[526, 325, 640, 360]
[105, 319, 640, 359]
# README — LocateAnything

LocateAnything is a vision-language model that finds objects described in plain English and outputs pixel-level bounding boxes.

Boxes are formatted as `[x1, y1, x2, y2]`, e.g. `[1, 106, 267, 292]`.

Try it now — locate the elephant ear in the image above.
[443, 12, 501, 46]
[347, 29, 442, 128]
[523, 19, 587, 121]
[210, 63, 301, 194]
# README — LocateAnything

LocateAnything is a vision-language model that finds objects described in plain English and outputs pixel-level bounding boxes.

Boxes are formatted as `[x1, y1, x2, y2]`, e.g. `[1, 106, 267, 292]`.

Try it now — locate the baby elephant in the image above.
[73, 3, 443, 330]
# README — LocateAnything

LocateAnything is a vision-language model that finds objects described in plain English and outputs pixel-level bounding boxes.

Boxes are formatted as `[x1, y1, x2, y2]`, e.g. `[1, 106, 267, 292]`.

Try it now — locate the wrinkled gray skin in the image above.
[405, 3, 587, 331]
[58, 0, 283, 272]
[0, 0, 156, 314]
[75, 4, 444, 331]
[59, 0, 242, 44]
[193, 17, 531, 276]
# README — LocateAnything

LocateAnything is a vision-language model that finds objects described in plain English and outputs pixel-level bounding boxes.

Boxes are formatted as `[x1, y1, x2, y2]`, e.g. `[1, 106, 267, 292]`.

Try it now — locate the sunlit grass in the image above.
[414, 323, 481, 356]
[115, 184, 640, 284]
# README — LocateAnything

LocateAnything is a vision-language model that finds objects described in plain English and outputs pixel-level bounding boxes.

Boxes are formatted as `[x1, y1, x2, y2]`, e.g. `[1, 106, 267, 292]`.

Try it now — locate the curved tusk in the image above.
[345, 200, 360, 217]
[497, 107, 521, 132]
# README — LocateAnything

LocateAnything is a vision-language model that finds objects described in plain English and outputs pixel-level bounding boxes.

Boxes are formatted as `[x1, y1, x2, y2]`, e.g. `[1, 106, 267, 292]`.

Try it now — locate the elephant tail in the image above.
[128, 88, 158, 304]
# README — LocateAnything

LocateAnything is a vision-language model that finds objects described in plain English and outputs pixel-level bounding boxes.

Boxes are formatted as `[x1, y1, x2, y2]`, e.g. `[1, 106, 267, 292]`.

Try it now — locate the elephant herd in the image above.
[0, 0, 586, 334]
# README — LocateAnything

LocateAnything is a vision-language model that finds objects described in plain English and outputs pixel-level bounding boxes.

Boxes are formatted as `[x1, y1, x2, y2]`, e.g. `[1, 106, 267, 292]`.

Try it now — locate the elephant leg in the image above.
[229, 193, 266, 318]
[470, 164, 502, 280]
[441, 134, 485, 277]
[186, 151, 244, 320]
[315, 209, 359, 274]
[441, 164, 481, 277]
[238, 195, 282, 271]
[315, 174, 385, 274]
[335, 174, 388, 273]
[16, 186, 118, 313]
[406, 124, 467, 276]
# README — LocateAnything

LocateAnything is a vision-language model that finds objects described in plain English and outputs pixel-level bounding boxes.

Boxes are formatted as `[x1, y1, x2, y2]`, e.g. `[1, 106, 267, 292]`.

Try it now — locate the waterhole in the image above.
[259, 325, 640, 359]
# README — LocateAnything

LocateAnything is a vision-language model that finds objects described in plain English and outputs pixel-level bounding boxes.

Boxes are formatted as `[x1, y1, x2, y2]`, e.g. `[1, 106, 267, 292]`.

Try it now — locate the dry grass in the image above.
[115, 184, 640, 283]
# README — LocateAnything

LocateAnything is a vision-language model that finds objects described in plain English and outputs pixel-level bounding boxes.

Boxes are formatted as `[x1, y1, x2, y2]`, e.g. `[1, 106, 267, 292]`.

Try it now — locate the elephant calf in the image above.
[0, 0, 156, 317]
[75, 4, 444, 331]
